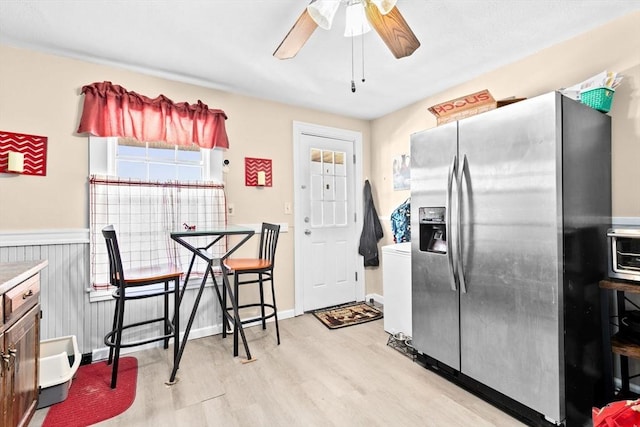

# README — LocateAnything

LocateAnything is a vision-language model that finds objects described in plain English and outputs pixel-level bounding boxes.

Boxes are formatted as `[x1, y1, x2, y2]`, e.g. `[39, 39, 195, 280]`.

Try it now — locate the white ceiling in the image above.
[1, 0, 639, 120]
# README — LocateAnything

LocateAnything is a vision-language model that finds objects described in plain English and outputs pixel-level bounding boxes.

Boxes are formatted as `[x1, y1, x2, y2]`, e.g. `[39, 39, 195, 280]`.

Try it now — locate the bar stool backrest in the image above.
[102, 224, 125, 287]
[259, 223, 281, 268]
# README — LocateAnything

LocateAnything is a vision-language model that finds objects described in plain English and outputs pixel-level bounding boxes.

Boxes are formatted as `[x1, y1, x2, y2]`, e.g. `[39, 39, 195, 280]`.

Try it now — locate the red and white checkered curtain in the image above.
[89, 176, 226, 289]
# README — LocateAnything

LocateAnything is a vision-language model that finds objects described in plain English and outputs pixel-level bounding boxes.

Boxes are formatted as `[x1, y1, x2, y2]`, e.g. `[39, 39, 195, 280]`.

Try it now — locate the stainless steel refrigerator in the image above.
[411, 91, 610, 426]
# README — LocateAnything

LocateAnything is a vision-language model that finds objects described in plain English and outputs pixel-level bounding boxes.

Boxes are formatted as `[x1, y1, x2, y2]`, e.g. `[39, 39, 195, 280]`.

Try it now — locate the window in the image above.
[90, 136, 223, 182]
[89, 137, 226, 299]
[117, 138, 203, 181]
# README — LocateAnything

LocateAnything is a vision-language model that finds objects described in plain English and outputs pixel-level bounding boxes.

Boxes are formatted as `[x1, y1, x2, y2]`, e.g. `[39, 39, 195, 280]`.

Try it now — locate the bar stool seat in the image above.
[226, 259, 271, 271]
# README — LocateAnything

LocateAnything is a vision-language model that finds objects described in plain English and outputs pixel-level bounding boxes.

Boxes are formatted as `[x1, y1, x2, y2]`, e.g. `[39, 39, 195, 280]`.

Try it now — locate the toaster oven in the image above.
[608, 227, 640, 282]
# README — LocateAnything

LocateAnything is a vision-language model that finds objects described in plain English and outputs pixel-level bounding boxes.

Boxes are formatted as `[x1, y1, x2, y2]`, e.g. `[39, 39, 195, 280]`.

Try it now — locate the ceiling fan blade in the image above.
[365, 3, 420, 59]
[273, 9, 319, 60]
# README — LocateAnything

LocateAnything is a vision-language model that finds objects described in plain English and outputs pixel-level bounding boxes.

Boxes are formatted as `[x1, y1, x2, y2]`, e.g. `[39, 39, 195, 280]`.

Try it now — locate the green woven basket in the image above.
[581, 87, 615, 113]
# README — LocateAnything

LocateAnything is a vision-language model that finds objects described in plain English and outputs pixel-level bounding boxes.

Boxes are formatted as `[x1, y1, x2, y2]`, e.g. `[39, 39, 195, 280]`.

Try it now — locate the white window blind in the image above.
[89, 176, 226, 289]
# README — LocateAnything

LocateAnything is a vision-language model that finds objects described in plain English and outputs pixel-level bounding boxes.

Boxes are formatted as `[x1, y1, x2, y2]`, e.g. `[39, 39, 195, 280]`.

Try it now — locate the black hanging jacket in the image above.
[358, 180, 384, 266]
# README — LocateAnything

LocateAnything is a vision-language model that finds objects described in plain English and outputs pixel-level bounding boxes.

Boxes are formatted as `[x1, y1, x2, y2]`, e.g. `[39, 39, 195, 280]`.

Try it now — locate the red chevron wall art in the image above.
[244, 157, 272, 187]
[0, 130, 48, 176]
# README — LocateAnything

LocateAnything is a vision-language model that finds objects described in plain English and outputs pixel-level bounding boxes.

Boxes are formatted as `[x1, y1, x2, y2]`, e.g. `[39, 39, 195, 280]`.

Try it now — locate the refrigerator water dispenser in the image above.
[419, 207, 447, 253]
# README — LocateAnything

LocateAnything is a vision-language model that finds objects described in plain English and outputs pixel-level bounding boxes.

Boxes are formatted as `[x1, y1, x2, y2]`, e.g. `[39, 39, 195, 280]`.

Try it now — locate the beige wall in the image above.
[367, 11, 640, 296]
[0, 44, 371, 311]
[1, 11, 639, 304]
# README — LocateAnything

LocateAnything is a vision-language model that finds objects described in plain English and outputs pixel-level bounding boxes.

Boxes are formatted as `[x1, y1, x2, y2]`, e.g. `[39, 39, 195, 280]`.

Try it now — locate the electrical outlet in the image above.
[284, 202, 292, 214]
[227, 203, 235, 216]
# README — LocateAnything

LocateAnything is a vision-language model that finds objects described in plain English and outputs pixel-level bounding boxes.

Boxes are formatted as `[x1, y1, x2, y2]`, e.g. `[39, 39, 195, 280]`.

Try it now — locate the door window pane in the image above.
[323, 176, 335, 201]
[335, 201, 347, 226]
[335, 176, 347, 201]
[311, 201, 323, 227]
[311, 148, 322, 175]
[323, 201, 335, 226]
[323, 150, 335, 175]
[311, 174, 323, 201]
[335, 151, 346, 176]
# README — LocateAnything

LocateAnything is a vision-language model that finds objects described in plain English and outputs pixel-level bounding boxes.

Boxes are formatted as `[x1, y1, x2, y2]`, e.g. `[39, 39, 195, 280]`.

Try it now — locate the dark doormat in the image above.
[312, 301, 383, 329]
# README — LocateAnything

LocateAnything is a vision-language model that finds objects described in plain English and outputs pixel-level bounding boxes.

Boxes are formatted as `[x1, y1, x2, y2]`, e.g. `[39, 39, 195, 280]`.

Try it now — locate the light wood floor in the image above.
[30, 314, 525, 426]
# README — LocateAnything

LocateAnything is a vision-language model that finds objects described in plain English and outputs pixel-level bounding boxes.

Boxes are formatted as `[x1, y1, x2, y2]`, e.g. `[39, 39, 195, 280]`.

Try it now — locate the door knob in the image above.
[304, 229, 312, 235]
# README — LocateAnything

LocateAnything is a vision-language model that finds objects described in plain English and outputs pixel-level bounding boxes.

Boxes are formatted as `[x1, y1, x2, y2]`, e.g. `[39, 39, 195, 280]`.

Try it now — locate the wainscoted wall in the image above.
[0, 229, 225, 358]
[4, 220, 635, 368]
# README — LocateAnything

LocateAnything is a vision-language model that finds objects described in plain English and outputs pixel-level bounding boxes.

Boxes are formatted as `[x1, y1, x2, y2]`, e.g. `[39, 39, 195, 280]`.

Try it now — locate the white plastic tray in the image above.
[38, 335, 81, 408]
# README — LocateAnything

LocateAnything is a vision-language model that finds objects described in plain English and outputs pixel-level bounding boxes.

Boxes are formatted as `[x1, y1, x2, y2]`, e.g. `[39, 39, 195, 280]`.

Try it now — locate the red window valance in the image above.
[76, 81, 229, 149]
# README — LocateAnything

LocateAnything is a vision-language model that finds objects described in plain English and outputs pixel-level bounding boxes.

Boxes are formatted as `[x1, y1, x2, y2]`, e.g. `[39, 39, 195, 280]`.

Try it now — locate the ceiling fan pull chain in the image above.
[351, 33, 356, 93]
[362, 28, 366, 83]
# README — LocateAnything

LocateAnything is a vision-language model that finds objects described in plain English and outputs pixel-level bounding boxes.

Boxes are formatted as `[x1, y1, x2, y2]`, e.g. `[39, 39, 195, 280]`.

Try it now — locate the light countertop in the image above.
[0, 260, 48, 294]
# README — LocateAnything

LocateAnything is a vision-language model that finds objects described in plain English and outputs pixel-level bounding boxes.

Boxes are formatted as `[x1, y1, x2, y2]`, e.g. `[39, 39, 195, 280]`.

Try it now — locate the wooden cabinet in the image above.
[0, 261, 46, 427]
[3, 304, 40, 427]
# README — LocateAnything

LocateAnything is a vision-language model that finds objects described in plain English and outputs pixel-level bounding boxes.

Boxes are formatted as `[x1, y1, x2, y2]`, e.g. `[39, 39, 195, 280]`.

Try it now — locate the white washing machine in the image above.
[381, 242, 412, 336]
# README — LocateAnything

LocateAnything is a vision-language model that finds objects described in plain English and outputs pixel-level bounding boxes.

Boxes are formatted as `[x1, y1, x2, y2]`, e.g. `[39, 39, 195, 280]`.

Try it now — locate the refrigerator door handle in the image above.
[447, 155, 458, 292]
[457, 154, 468, 294]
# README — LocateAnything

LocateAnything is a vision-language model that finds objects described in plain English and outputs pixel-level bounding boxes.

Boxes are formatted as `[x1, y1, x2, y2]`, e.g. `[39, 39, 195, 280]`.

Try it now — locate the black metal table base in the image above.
[168, 229, 255, 383]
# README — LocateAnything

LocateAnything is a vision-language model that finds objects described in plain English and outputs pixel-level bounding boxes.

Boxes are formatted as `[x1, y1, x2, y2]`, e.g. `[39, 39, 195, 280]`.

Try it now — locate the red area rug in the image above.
[43, 357, 137, 427]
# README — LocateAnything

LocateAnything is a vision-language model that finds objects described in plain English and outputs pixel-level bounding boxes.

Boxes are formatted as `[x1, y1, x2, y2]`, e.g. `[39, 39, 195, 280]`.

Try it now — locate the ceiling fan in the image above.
[273, 0, 420, 60]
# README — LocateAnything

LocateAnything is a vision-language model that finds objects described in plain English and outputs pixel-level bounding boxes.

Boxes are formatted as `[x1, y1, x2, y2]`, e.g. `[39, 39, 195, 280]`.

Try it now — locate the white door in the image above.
[293, 122, 364, 313]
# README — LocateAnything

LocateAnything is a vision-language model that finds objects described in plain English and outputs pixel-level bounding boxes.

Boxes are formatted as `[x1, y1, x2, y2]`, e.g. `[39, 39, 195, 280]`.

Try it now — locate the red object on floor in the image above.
[43, 357, 137, 427]
[593, 398, 640, 427]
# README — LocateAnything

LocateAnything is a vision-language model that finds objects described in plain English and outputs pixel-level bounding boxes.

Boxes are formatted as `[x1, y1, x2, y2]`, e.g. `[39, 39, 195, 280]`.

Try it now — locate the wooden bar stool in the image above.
[102, 225, 182, 388]
[224, 223, 281, 348]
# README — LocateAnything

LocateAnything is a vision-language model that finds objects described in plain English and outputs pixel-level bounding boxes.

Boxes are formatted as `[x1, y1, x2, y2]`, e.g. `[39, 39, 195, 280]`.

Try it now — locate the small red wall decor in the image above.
[0, 131, 48, 176]
[245, 157, 272, 187]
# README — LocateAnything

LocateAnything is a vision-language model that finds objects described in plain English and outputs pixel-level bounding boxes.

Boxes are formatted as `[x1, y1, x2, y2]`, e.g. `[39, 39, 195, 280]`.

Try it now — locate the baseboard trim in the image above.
[366, 293, 384, 306]
[91, 308, 296, 361]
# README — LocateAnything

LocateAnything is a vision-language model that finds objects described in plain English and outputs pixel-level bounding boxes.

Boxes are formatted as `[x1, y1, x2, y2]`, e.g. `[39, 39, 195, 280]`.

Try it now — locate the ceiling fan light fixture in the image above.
[307, 0, 341, 30]
[369, 0, 397, 15]
[274, 0, 419, 60]
[344, 2, 371, 37]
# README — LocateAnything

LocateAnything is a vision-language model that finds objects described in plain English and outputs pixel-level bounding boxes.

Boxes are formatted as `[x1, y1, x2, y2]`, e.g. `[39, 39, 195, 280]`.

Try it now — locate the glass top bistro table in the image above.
[169, 225, 255, 384]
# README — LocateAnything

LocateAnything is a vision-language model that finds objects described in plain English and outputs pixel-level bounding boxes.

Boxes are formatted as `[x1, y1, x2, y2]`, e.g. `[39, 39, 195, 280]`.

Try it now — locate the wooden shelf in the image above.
[599, 278, 640, 399]
[611, 333, 640, 359]
[600, 279, 640, 294]
[601, 280, 640, 360]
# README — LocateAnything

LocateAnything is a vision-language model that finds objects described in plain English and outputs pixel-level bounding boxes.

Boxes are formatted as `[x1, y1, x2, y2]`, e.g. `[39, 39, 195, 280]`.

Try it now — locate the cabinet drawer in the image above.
[4, 273, 40, 322]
